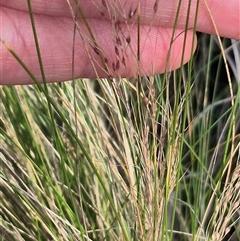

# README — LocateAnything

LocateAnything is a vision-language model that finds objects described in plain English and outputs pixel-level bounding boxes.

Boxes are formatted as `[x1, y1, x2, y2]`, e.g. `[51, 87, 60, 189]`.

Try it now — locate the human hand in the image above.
[1, 0, 239, 85]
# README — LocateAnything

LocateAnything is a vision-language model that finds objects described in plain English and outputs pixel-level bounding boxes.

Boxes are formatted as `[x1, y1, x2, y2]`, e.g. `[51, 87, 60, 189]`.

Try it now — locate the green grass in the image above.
[1, 1, 240, 241]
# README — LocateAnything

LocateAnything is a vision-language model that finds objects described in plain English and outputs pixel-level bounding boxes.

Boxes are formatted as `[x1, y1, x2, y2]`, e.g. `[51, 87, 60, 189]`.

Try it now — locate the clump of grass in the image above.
[1, 1, 240, 241]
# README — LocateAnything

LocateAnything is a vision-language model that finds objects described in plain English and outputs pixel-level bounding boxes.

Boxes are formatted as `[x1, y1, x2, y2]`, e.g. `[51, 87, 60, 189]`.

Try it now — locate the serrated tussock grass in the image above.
[1, 1, 240, 241]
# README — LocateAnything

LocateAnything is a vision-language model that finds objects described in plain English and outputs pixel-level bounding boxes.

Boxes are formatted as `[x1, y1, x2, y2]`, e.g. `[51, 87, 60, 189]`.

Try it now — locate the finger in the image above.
[0, 6, 196, 84]
[2, 0, 240, 39]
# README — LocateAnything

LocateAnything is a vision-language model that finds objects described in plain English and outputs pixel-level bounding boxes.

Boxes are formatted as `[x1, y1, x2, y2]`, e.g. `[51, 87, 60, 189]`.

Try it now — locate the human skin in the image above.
[0, 0, 239, 85]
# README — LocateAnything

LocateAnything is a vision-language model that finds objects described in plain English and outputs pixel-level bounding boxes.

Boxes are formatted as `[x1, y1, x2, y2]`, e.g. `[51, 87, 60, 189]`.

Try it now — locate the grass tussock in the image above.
[1, 1, 240, 241]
